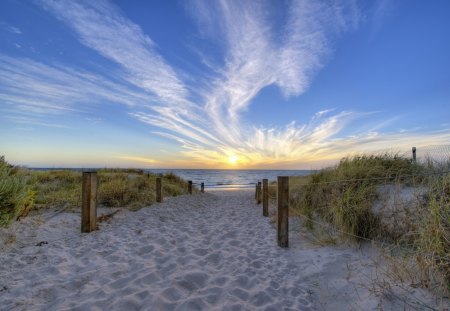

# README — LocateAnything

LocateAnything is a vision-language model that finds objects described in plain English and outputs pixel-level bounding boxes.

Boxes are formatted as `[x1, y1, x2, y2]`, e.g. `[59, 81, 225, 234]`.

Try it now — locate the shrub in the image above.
[1, 165, 190, 224]
[31, 170, 81, 208]
[0, 156, 35, 227]
[292, 154, 419, 239]
[291, 152, 450, 293]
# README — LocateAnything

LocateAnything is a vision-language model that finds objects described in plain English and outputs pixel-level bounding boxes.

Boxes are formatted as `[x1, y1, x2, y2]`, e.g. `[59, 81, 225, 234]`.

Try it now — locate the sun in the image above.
[228, 155, 238, 165]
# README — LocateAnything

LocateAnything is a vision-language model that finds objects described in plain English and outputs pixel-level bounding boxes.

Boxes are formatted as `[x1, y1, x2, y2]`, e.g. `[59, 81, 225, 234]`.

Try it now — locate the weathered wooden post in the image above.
[262, 179, 269, 217]
[255, 183, 258, 200]
[277, 176, 289, 247]
[188, 180, 192, 194]
[412, 146, 417, 163]
[156, 177, 162, 203]
[201, 182, 204, 193]
[81, 171, 97, 233]
[257, 181, 262, 204]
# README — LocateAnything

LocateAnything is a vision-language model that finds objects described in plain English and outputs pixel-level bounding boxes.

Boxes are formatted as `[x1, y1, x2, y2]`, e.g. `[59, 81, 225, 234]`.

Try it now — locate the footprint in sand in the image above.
[175, 271, 208, 292]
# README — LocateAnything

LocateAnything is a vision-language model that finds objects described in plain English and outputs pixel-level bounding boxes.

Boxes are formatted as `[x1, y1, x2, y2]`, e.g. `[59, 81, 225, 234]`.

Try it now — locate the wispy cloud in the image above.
[117, 156, 158, 165]
[0, 53, 152, 118]
[0, 22, 22, 34]
[40, 0, 188, 106]
[144, 0, 364, 165]
[4, 0, 447, 168]
[369, 0, 396, 40]
[4, 115, 67, 129]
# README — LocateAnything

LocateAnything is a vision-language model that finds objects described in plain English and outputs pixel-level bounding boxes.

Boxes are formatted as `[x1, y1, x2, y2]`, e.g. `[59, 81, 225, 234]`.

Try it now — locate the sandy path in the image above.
[0, 190, 443, 310]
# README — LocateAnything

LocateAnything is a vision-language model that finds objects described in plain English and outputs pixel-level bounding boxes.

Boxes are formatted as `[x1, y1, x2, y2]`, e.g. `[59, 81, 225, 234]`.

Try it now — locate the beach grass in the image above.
[0, 156, 35, 227]
[290, 154, 420, 239]
[289, 153, 450, 293]
[0, 156, 191, 227]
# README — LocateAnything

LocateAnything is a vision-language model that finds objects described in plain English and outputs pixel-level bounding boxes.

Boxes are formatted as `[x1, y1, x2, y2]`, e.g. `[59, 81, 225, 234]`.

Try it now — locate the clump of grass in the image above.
[1, 166, 191, 227]
[417, 173, 450, 290]
[163, 172, 193, 195]
[292, 153, 418, 239]
[98, 172, 154, 208]
[30, 170, 82, 208]
[0, 156, 35, 227]
[291, 152, 450, 294]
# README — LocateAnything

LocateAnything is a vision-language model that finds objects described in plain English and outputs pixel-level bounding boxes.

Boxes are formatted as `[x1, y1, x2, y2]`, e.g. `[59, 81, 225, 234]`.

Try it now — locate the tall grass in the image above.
[0, 157, 35, 227]
[0, 157, 191, 226]
[290, 153, 450, 292]
[30, 170, 82, 208]
[292, 154, 419, 239]
[417, 173, 450, 290]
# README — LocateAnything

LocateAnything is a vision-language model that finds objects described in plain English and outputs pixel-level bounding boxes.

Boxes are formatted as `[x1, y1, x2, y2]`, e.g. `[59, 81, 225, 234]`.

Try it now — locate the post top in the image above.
[82, 169, 97, 173]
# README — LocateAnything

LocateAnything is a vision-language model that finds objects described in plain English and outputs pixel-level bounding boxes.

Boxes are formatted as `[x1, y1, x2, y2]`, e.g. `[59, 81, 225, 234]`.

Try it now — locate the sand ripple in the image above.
[1, 190, 445, 310]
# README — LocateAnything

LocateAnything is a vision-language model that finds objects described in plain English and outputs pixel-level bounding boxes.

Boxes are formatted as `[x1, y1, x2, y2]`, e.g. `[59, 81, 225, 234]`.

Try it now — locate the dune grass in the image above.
[0, 157, 35, 227]
[417, 173, 450, 291]
[289, 153, 450, 292]
[290, 154, 420, 238]
[0, 157, 192, 227]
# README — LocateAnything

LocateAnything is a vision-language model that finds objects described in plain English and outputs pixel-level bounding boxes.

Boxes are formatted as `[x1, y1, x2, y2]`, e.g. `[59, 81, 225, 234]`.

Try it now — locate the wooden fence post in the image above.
[262, 179, 268, 217]
[412, 146, 417, 163]
[257, 181, 262, 204]
[188, 180, 192, 194]
[277, 176, 289, 247]
[81, 171, 97, 233]
[156, 177, 162, 202]
[201, 182, 204, 193]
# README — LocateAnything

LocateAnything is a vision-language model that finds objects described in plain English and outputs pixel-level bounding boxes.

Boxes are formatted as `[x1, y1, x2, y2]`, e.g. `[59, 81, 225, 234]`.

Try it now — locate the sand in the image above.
[0, 190, 447, 310]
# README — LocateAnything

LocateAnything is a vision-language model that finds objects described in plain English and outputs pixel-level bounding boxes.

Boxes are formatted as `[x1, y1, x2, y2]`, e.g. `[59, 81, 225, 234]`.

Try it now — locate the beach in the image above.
[0, 190, 444, 310]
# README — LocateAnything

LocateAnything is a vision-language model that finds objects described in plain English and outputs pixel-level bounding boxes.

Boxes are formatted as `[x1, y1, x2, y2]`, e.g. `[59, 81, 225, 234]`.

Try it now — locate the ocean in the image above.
[31, 168, 313, 190]
[145, 169, 312, 189]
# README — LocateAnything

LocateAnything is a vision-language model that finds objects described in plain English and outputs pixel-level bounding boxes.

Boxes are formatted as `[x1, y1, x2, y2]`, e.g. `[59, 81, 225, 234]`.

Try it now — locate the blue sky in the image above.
[0, 0, 449, 169]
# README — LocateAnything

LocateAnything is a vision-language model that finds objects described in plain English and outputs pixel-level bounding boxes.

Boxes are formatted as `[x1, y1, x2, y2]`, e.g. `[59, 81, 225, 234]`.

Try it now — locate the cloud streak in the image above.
[0, 53, 152, 119]
[40, 0, 188, 106]
[4, 0, 447, 168]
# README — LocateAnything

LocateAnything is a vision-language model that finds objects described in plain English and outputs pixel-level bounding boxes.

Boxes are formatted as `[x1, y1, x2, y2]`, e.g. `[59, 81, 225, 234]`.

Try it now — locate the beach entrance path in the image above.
[0, 190, 431, 310]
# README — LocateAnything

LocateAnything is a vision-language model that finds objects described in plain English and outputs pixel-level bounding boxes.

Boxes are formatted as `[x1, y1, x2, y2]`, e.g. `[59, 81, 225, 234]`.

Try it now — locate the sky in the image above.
[0, 0, 449, 169]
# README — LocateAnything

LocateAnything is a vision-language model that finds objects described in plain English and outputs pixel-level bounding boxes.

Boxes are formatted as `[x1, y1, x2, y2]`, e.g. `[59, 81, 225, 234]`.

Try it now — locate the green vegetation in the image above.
[291, 154, 419, 238]
[290, 153, 450, 292]
[0, 156, 191, 227]
[0, 156, 35, 227]
[417, 173, 450, 291]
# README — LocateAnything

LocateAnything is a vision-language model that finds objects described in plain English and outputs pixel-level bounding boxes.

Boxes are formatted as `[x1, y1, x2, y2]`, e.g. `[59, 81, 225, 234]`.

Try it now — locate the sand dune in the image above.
[0, 190, 445, 310]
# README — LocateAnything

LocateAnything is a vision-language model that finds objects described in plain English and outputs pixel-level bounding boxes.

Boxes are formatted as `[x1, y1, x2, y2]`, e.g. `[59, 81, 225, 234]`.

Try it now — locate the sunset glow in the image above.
[228, 156, 239, 166]
[1, 1, 449, 168]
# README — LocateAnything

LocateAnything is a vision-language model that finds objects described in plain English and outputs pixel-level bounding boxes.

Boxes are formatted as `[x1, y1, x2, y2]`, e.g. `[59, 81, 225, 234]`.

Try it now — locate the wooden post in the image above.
[255, 183, 258, 200]
[412, 147, 417, 163]
[156, 177, 162, 202]
[257, 181, 262, 204]
[81, 171, 97, 233]
[201, 182, 204, 193]
[188, 180, 192, 194]
[277, 176, 289, 247]
[262, 179, 268, 217]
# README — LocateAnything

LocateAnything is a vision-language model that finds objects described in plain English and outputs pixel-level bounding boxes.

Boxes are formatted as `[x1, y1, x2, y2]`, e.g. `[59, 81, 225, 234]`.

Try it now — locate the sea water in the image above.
[146, 169, 312, 189]
[31, 168, 313, 190]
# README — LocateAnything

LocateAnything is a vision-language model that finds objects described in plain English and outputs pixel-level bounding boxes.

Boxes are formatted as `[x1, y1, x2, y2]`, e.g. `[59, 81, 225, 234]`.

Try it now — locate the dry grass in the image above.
[289, 153, 450, 295]
[0, 156, 192, 227]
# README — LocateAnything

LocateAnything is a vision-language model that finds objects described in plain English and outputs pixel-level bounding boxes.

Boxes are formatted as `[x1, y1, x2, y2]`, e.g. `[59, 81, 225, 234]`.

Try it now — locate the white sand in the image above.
[0, 190, 447, 310]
